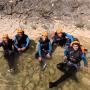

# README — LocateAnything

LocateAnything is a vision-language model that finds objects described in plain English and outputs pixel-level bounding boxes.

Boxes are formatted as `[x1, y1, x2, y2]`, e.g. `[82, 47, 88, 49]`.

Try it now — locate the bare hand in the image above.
[21, 48, 26, 51]
[63, 56, 67, 61]
[18, 48, 21, 52]
[38, 57, 42, 61]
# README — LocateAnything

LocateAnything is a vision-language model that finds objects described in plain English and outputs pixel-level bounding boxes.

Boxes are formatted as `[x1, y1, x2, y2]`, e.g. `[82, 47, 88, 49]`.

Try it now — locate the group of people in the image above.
[0, 28, 30, 72]
[0, 27, 88, 88]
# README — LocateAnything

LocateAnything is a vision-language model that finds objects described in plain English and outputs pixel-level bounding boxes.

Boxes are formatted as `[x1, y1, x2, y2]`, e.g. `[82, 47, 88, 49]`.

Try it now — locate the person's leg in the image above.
[35, 52, 42, 67]
[4, 51, 9, 59]
[10, 52, 16, 70]
[52, 41, 58, 52]
[35, 50, 46, 59]
[46, 52, 52, 59]
[49, 66, 77, 88]
[57, 62, 67, 73]
[4, 51, 12, 71]
[35, 51, 47, 70]
[40, 51, 47, 70]
[8, 51, 15, 71]
[39, 59, 47, 71]
[13, 51, 20, 73]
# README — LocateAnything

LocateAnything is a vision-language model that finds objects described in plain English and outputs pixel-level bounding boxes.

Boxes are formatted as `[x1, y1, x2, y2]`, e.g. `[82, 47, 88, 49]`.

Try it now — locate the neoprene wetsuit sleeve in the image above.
[66, 33, 75, 42]
[13, 36, 19, 49]
[38, 42, 42, 57]
[22, 37, 30, 48]
[81, 53, 88, 66]
[64, 49, 69, 56]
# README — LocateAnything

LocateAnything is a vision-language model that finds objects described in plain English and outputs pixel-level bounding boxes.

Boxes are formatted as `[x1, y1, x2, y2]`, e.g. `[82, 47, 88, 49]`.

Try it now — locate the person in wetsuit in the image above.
[35, 31, 52, 70]
[0, 34, 16, 72]
[13, 28, 30, 52]
[49, 41, 88, 88]
[51, 28, 75, 50]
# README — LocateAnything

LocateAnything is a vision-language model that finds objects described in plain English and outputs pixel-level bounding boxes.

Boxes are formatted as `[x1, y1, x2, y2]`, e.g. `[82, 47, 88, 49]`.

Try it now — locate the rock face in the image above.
[0, 0, 90, 29]
[0, 0, 89, 21]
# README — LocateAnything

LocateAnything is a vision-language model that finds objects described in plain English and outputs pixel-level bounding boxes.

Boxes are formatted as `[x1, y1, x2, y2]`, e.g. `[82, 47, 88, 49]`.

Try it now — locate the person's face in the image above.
[73, 44, 79, 51]
[42, 35, 47, 41]
[57, 32, 62, 37]
[18, 32, 23, 37]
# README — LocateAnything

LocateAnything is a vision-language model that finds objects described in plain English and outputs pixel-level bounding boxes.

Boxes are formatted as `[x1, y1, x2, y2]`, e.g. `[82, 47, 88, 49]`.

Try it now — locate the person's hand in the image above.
[21, 47, 26, 51]
[46, 53, 51, 58]
[38, 57, 42, 61]
[63, 56, 67, 61]
[18, 48, 21, 52]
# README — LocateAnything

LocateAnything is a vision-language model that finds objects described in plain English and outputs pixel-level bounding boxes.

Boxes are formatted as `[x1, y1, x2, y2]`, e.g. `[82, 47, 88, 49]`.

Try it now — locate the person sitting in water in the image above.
[0, 34, 16, 72]
[13, 28, 30, 52]
[49, 41, 88, 88]
[51, 28, 75, 50]
[35, 31, 52, 70]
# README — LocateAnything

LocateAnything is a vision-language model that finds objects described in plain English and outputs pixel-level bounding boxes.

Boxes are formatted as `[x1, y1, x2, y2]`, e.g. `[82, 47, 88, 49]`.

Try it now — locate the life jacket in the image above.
[80, 45, 87, 54]
[2, 39, 14, 51]
[54, 32, 70, 47]
[39, 38, 50, 51]
[15, 34, 28, 47]
[67, 47, 82, 64]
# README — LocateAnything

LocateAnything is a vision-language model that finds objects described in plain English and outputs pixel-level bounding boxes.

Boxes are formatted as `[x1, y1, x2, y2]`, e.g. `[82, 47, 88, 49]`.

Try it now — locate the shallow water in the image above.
[0, 40, 90, 90]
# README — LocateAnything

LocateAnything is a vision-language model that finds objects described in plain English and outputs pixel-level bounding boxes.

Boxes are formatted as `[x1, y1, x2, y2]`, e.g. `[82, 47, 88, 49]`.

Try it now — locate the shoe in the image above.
[8, 69, 11, 72]
[49, 82, 57, 88]
[8, 69, 14, 73]
[10, 69, 14, 72]
[42, 63, 47, 71]
[41, 63, 47, 71]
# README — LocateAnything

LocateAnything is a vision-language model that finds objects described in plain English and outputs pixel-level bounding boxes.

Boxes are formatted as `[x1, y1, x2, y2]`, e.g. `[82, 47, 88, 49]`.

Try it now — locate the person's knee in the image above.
[46, 56, 51, 59]
[46, 53, 51, 59]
